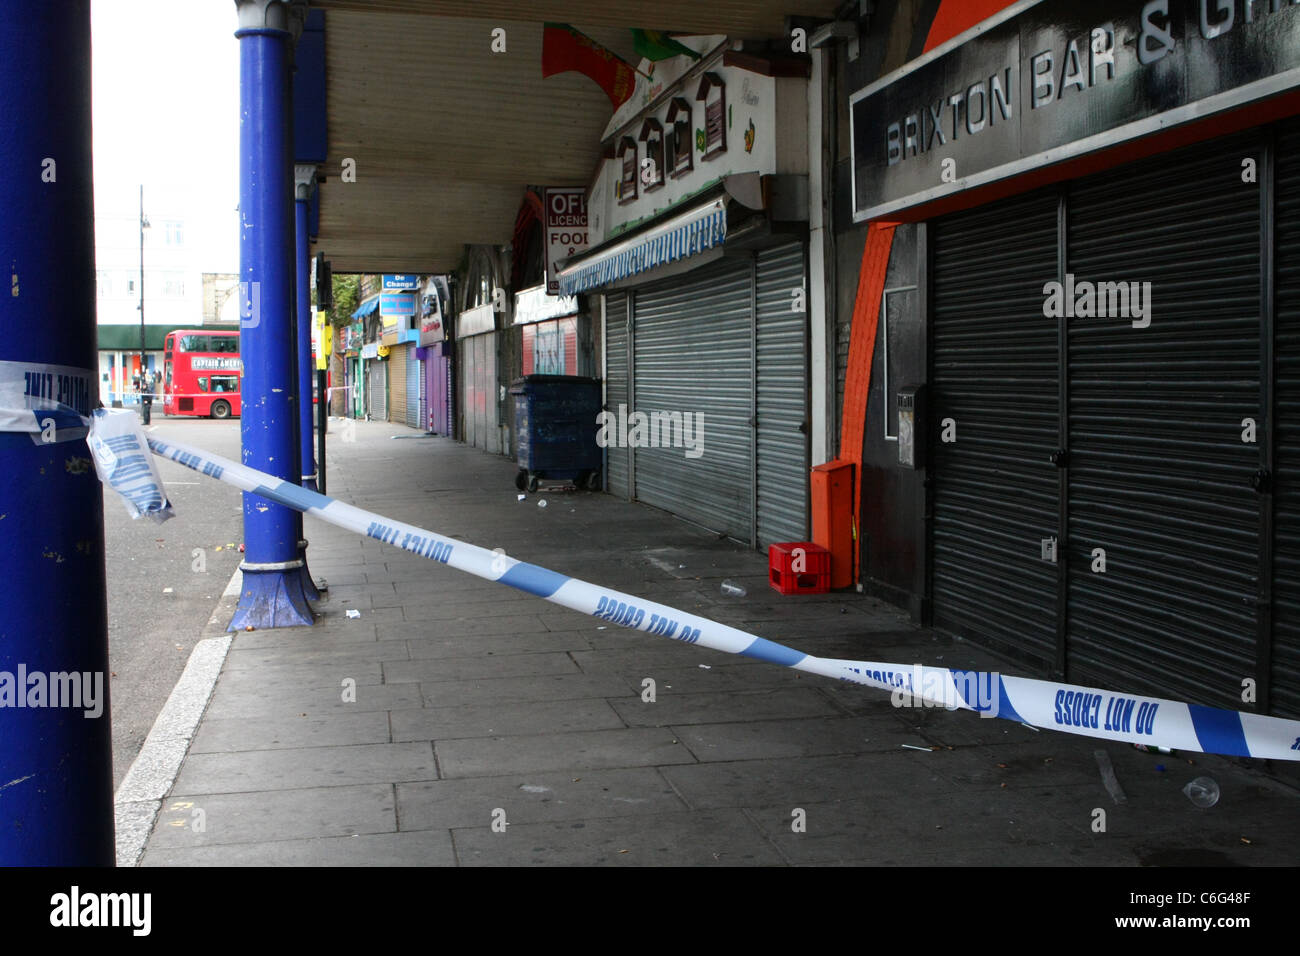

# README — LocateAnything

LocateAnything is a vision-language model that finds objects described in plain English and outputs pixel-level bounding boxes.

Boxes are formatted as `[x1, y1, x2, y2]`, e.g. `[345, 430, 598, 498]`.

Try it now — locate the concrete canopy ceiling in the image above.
[310, 2, 840, 274]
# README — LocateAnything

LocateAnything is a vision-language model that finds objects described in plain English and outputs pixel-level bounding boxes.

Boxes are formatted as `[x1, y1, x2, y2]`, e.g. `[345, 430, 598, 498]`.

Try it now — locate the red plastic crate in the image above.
[768, 542, 831, 595]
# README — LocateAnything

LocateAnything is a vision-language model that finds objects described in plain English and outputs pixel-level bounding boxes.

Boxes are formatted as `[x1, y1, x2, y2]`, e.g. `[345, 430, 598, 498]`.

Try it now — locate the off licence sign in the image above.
[544, 187, 588, 295]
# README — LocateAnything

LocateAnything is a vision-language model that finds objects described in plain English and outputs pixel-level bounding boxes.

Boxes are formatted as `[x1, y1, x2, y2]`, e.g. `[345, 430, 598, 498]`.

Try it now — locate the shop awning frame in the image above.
[557, 197, 727, 296]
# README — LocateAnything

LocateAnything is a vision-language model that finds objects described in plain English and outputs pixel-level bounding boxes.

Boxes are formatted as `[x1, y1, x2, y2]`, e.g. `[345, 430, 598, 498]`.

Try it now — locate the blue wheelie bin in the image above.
[510, 375, 603, 492]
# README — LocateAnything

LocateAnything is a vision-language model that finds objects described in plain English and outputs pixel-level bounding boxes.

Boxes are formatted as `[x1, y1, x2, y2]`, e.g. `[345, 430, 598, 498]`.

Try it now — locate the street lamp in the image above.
[138, 184, 150, 404]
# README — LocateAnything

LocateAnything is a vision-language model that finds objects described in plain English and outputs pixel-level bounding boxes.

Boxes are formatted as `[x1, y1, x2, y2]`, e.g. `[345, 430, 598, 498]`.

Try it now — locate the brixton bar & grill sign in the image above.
[850, 0, 1300, 222]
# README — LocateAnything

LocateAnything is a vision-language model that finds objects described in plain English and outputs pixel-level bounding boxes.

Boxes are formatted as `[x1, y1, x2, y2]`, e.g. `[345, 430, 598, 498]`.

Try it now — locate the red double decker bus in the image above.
[163, 329, 243, 419]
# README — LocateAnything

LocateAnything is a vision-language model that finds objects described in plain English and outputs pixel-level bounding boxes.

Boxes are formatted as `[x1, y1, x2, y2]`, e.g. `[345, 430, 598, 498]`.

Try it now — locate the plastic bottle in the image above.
[720, 581, 746, 596]
[1182, 776, 1220, 808]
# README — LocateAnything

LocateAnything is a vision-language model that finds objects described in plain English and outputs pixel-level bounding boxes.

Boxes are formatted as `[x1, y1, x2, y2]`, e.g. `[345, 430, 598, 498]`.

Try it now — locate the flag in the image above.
[631, 29, 700, 62]
[542, 23, 638, 111]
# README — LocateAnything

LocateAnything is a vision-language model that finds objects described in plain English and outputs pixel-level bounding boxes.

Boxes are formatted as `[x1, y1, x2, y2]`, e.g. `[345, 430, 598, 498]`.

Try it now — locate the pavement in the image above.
[116, 418, 1300, 866]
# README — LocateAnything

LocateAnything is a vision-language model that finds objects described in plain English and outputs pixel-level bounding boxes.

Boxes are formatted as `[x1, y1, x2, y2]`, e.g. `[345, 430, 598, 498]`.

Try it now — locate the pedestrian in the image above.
[141, 372, 153, 425]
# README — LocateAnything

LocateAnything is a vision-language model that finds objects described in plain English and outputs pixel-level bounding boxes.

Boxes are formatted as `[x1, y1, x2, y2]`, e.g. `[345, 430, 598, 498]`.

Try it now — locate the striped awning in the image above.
[557, 198, 727, 296]
[352, 295, 380, 319]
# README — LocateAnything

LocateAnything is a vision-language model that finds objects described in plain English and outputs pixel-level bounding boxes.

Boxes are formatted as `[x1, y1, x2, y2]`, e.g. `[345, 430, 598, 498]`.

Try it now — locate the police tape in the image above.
[121, 426, 1300, 762]
[0, 359, 95, 443]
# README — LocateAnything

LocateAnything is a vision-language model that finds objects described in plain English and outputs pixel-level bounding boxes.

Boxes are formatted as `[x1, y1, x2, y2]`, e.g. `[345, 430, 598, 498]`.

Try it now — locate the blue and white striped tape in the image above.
[0, 359, 95, 443]
[134, 430, 1300, 762]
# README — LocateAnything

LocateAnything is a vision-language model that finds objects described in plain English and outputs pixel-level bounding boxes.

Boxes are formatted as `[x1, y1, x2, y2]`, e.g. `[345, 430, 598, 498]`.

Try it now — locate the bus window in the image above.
[210, 375, 238, 393]
[197, 377, 208, 392]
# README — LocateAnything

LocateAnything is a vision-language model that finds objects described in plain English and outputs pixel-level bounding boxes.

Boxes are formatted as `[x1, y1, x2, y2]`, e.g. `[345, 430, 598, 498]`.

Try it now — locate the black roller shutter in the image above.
[1064, 132, 1261, 710]
[930, 190, 1061, 672]
[1271, 118, 1300, 719]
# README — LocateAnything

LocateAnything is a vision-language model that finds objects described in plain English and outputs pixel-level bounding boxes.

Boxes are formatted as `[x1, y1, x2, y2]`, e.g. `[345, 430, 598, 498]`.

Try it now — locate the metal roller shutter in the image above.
[389, 345, 408, 425]
[604, 293, 630, 498]
[1271, 119, 1300, 718]
[756, 241, 809, 546]
[461, 334, 498, 452]
[632, 257, 754, 542]
[930, 190, 1061, 672]
[406, 349, 420, 428]
[1065, 133, 1261, 710]
[368, 361, 387, 422]
[418, 354, 428, 431]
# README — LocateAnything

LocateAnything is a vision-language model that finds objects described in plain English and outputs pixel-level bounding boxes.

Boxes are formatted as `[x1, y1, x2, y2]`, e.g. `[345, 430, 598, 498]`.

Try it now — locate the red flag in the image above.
[542, 23, 637, 111]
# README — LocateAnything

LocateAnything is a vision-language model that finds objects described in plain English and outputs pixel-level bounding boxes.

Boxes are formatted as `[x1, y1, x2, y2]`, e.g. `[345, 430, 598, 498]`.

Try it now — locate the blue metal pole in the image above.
[232, 0, 313, 629]
[292, 179, 320, 601]
[0, 0, 114, 865]
[294, 180, 316, 489]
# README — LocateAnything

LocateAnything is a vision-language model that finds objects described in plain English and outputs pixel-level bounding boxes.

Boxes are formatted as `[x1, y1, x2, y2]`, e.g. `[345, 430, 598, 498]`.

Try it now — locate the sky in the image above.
[92, 1, 241, 273]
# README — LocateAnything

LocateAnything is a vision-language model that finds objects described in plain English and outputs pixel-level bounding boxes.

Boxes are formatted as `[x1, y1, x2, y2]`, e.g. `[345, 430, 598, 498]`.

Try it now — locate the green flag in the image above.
[631, 29, 700, 62]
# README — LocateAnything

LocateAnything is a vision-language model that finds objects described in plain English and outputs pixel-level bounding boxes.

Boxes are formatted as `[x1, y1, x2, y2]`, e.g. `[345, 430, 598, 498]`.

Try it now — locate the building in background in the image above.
[94, 189, 238, 406]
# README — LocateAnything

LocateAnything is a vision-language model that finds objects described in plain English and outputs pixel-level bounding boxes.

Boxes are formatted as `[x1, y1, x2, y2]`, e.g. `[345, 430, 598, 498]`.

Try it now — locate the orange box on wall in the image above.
[811, 460, 854, 590]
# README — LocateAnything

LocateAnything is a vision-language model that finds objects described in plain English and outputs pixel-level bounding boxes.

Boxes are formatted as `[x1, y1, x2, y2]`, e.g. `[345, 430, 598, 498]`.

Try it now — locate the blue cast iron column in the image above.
[0, 0, 114, 865]
[294, 164, 317, 490]
[231, 0, 314, 629]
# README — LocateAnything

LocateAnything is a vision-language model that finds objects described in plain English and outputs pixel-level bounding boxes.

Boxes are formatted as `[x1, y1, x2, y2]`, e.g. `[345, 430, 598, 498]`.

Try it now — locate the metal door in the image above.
[1268, 120, 1300, 718]
[930, 189, 1062, 672]
[632, 257, 753, 542]
[605, 293, 630, 498]
[407, 349, 421, 428]
[1064, 132, 1261, 709]
[389, 344, 407, 425]
[368, 360, 387, 422]
[756, 241, 810, 546]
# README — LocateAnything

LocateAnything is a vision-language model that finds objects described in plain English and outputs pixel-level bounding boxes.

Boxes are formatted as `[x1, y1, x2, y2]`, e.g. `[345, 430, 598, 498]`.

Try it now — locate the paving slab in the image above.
[148, 785, 395, 848]
[396, 767, 686, 831]
[174, 742, 438, 793]
[450, 809, 784, 866]
[190, 711, 393, 753]
[390, 698, 624, 741]
[435, 727, 696, 778]
[141, 830, 455, 867]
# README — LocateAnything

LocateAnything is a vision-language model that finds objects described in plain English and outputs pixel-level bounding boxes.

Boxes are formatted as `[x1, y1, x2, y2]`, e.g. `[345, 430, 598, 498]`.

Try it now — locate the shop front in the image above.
[844, 0, 1300, 716]
[419, 275, 453, 435]
[560, 41, 814, 548]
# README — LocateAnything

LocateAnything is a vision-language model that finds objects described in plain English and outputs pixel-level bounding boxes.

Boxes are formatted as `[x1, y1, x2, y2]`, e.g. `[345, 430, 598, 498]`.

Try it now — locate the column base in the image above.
[297, 538, 321, 600]
[228, 563, 316, 631]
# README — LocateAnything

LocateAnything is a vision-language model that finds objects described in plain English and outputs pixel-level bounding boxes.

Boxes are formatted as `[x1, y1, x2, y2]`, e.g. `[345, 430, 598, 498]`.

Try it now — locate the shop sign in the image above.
[380, 292, 417, 315]
[514, 285, 579, 325]
[420, 276, 450, 346]
[850, 0, 1300, 222]
[382, 274, 419, 291]
[459, 302, 497, 338]
[544, 187, 589, 294]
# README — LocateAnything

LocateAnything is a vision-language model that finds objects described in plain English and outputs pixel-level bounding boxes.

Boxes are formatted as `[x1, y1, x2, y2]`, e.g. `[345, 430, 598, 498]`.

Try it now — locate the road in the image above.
[103, 416, 244, 788]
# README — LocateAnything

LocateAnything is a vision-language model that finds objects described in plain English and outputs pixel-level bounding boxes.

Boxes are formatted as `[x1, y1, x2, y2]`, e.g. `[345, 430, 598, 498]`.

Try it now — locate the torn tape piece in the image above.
[144, 434, 1300, 762]
[88, 409, 172, 522]
[0, 359, 96, 443]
